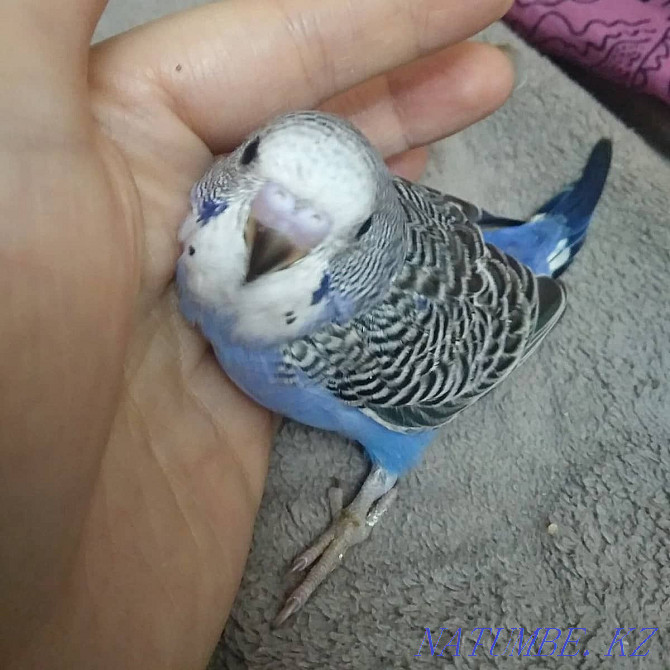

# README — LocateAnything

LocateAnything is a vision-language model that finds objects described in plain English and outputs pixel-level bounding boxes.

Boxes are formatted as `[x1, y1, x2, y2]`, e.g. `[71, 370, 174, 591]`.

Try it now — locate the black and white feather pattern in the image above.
[281, 178, 566, 433]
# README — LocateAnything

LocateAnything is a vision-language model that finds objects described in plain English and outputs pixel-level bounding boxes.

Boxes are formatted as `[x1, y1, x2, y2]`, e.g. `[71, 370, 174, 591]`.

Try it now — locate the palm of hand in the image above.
[6, 32, 274, 670]
[88, 90, 277, 663]
[2, 0, 513, 666]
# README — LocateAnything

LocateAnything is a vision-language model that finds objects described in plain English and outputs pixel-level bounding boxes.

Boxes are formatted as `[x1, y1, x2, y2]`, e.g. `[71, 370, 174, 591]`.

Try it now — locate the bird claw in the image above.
[274, 480, 398, 626]
[289, 556, 309, 574]
[274, 597, 301, 627]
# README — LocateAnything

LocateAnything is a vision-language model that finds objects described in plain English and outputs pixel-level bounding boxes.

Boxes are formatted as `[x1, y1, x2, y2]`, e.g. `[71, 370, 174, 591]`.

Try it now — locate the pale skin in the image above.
[0, 0, 514, 667]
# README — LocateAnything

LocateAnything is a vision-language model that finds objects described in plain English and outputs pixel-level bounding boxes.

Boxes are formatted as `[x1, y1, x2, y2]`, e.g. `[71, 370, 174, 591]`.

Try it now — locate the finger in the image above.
[323, 42, 515, 159]
[1, 0, 110, 151]
[387, 147, 430, 181]
[3, 1, 108, 64]
[91, 0, 513, 151]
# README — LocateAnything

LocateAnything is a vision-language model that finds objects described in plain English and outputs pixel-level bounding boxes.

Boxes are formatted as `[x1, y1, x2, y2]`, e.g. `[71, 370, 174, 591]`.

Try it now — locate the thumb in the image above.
[0, 1, 108, 141]
[2, 1, 108, 69]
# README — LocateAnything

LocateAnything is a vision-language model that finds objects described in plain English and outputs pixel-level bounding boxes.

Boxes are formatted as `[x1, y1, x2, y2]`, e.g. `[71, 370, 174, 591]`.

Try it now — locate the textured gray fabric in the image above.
[99, 4, 670, 667]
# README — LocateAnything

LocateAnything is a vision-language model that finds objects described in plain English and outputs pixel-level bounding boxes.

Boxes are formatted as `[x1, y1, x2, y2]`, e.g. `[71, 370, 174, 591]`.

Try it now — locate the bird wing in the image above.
[281, 178, 566, 432]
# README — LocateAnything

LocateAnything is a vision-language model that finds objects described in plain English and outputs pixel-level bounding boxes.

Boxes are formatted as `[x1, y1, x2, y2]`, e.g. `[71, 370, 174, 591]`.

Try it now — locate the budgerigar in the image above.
[176, 112, 611, 624]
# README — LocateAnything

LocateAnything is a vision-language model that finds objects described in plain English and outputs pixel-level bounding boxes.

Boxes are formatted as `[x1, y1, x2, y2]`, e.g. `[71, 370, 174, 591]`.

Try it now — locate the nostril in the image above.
[188, 245, 196, 256]
[251, 182, 296, 224]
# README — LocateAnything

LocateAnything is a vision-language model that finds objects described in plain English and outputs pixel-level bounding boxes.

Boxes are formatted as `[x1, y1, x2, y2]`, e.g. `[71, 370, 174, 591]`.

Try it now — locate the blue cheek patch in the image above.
[198, 198, 228, 224]
[311, 273, 331, 305]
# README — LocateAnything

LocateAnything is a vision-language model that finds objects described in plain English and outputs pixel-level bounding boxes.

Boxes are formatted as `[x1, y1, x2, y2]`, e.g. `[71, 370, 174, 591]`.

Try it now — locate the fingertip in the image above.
[449, 41, 516, 122]
[494, 42, 527, 91]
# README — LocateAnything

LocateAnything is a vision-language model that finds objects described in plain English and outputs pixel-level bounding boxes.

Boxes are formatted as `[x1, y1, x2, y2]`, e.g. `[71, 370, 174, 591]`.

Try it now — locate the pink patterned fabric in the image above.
[505, 0, 670, 105]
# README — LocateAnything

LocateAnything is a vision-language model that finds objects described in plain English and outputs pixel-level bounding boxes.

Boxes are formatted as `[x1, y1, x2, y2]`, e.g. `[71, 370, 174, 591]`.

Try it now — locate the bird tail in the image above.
[479, 139, 612, 277]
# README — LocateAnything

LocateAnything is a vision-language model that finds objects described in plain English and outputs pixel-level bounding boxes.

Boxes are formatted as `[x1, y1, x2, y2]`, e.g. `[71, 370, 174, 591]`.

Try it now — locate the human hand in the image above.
[0, 0, 513, 666]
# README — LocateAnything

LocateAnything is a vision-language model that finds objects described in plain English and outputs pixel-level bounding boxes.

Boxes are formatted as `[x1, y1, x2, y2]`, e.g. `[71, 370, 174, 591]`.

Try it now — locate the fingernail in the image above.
[495, 42, 527, 92]
[290, 557, 307, 573]
[273, 597, 301, 627]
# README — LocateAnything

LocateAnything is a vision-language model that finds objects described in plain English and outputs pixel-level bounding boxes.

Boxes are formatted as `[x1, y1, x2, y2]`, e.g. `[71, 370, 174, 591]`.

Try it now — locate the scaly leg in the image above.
[274, 465, 398, 625]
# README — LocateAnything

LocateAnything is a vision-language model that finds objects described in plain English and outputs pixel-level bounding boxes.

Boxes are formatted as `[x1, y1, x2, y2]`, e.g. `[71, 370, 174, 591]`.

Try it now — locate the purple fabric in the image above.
[505, 0, 670, 105]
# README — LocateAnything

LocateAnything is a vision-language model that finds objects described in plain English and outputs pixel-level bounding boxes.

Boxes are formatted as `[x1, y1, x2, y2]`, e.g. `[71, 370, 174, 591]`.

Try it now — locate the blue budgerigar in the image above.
[176, 112, 611, 624]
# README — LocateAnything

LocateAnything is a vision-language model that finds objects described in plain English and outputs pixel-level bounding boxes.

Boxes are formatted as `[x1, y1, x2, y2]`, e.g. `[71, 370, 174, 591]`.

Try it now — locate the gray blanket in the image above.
[98, 7, 670, 668]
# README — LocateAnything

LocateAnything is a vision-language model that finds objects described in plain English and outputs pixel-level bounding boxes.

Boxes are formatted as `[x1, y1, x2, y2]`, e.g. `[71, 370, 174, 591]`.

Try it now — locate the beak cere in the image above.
[244, 216, 308, 283]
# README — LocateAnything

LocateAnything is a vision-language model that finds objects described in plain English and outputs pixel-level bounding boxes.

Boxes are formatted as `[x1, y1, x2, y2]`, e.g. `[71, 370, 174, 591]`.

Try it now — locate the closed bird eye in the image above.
[356, 216, 373, 239]
[240, 136, 261, 166]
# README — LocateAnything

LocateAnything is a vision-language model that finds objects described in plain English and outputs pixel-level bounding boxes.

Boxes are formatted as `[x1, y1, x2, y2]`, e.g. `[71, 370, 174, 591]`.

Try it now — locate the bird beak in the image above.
[244, 216, 308, 282]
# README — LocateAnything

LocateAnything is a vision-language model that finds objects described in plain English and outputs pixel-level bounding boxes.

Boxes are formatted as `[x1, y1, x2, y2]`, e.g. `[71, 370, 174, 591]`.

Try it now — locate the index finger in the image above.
[91, 0, 513, 152]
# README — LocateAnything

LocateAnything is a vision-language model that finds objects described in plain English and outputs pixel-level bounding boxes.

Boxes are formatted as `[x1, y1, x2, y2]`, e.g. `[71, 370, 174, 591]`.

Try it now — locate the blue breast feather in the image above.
[199, 310, 434, 475]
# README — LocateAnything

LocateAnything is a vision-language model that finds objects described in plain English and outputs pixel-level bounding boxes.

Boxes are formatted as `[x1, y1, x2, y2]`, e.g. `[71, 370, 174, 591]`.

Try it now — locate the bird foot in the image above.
[274, 465, 397, 626]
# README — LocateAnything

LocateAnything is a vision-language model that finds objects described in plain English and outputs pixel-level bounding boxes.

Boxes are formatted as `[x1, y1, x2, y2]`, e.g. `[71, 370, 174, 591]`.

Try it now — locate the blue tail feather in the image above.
[480, 139, 612, 277]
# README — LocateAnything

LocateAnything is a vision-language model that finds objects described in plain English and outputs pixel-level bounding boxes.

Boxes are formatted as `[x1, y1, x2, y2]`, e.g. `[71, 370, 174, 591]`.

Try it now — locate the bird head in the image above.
[176, 111, 404, 345]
